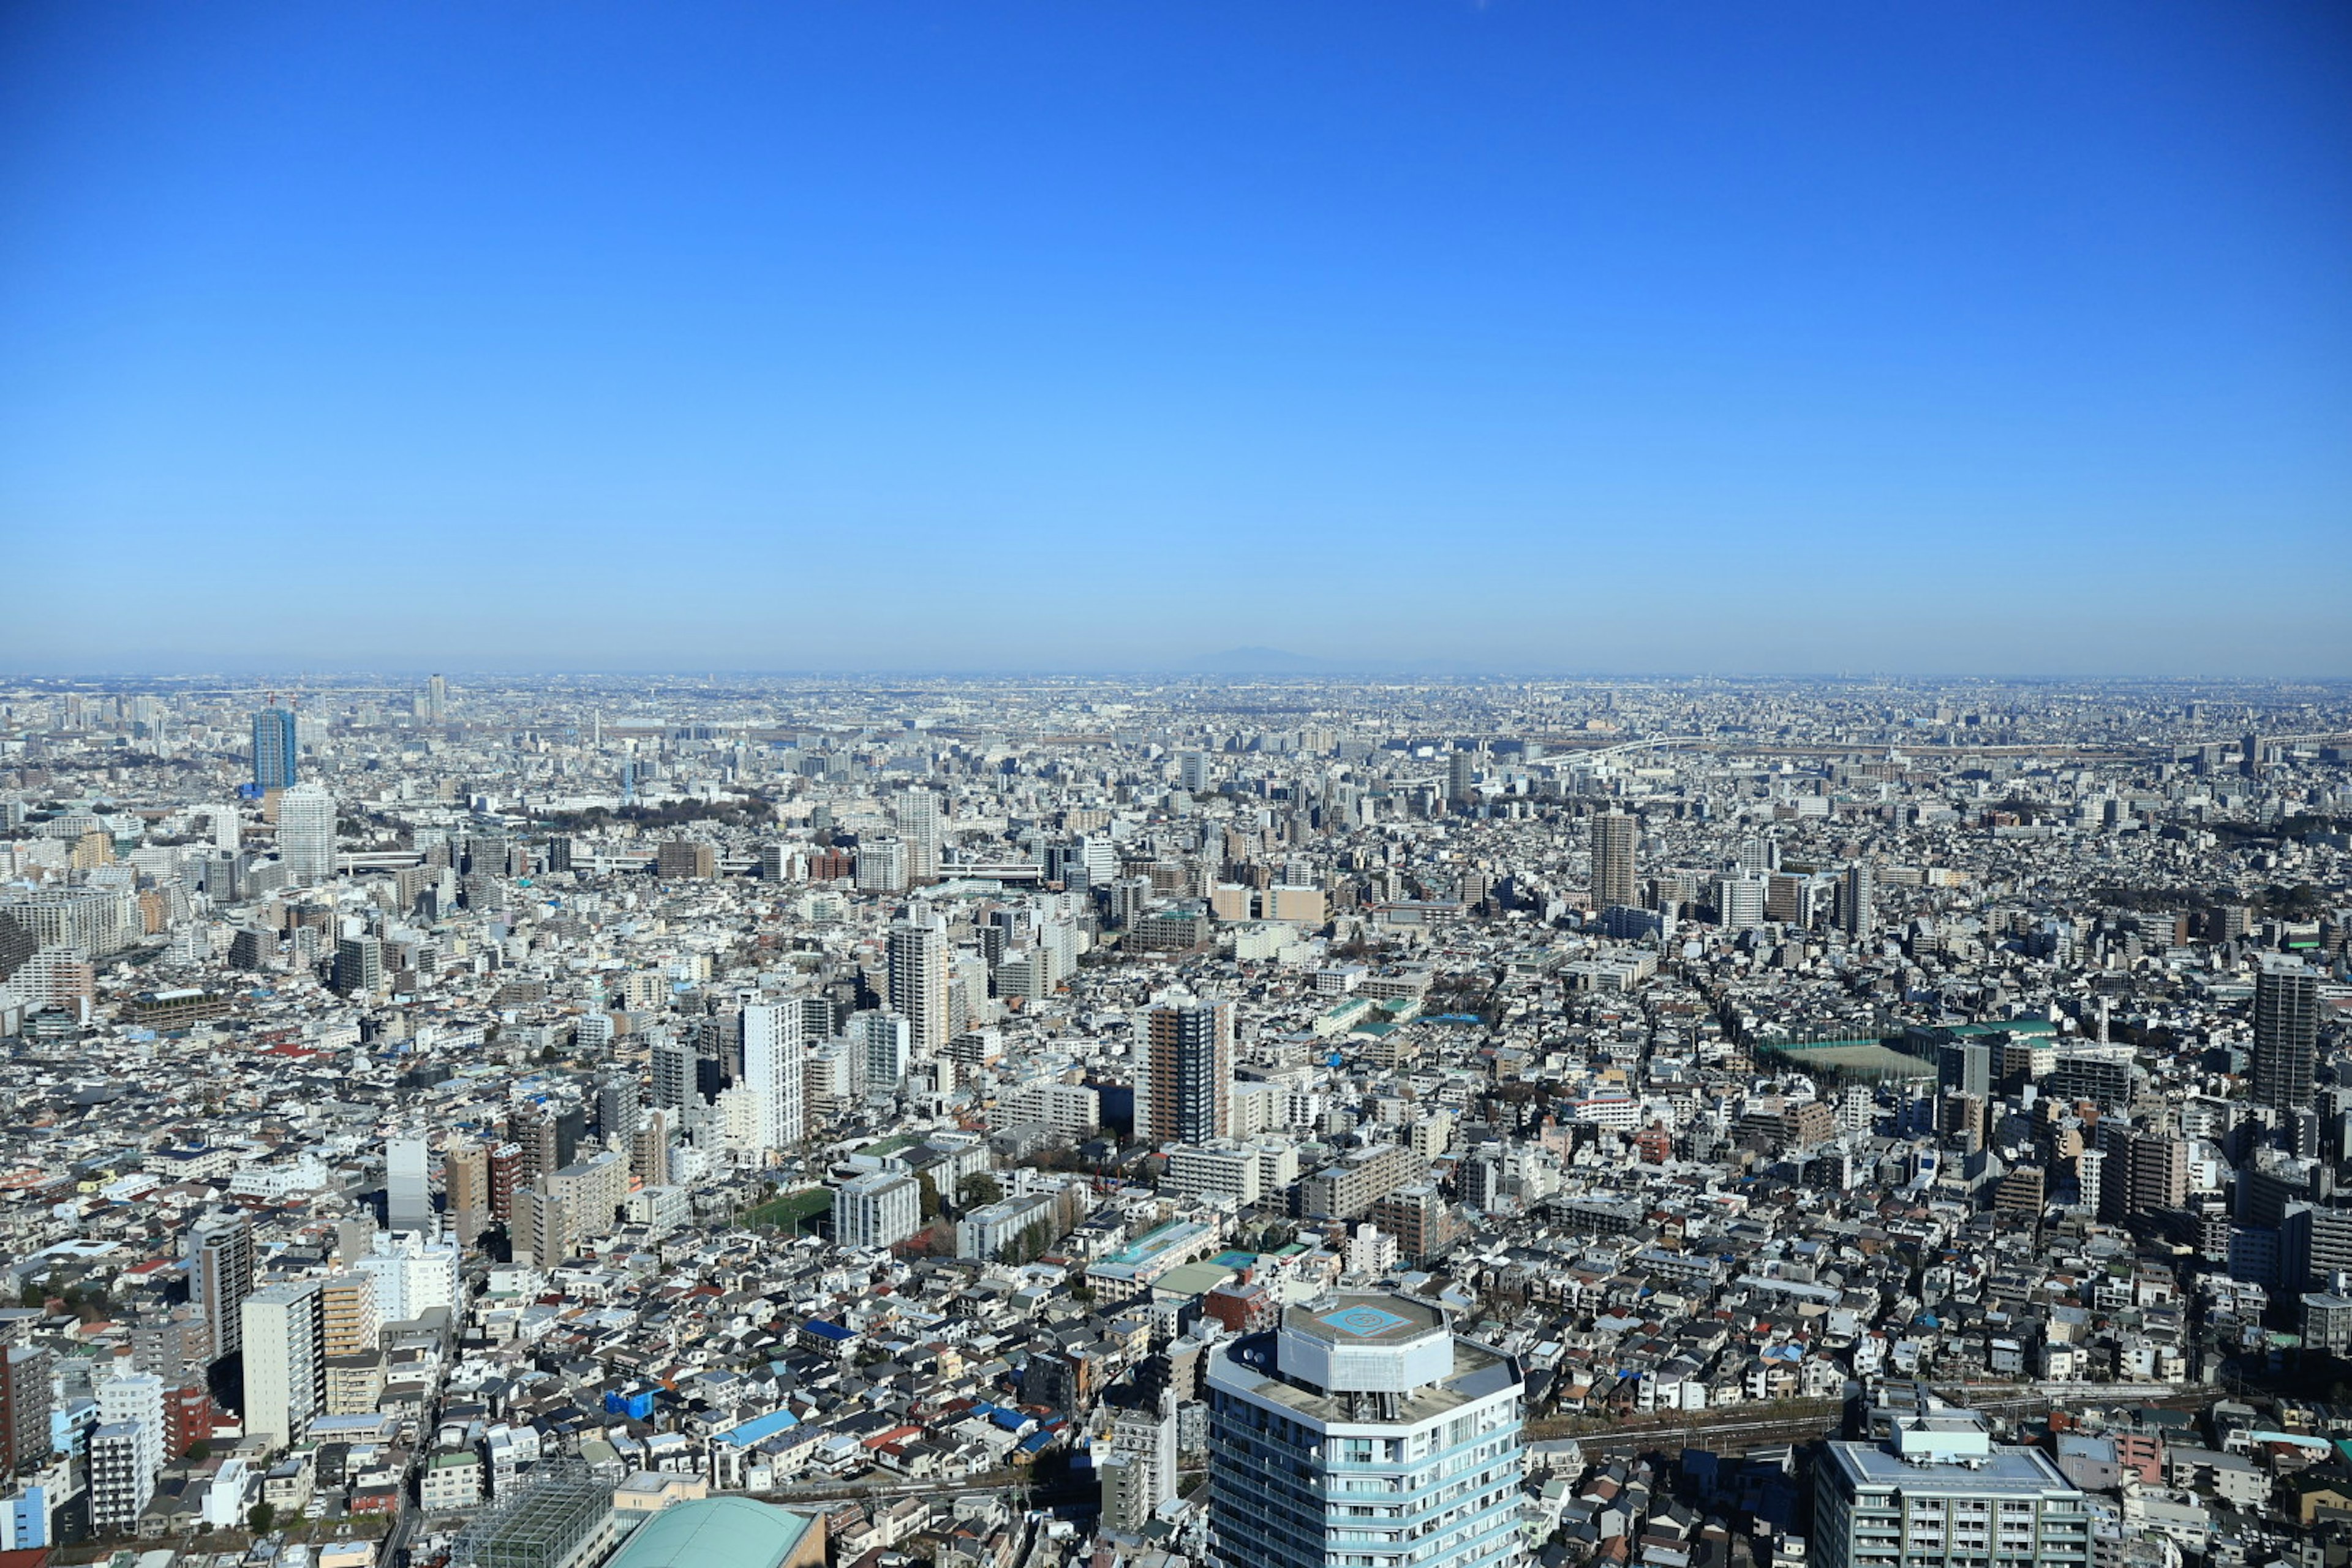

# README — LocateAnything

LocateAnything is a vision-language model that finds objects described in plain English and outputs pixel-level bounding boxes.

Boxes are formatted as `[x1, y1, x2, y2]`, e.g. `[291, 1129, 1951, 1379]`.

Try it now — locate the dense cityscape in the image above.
[0, 672, 2346, 1568]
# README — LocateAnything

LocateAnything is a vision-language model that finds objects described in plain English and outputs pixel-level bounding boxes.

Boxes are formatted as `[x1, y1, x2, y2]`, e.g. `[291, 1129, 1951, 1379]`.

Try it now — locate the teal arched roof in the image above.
[606, 1499, 813, 1568]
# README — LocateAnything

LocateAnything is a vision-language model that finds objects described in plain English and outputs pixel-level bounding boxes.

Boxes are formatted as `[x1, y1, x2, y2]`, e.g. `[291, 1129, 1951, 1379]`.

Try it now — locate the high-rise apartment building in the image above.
[895, 790, 942, 884]
[1144, 1000, 1234, 1145]
[740, 1002, 805, 1153]
[1714, 873, 1766, 932]
[241, 1281, 325, 1449]
[0, 1346, 54, 1471]
[1207, 1293, 1523, 1568]
[2253, 959, 2321, 1110]
[832, 1172, 922, 1251]
[187, 1211, 255, 1362]
[1840, 861, 1876, 939]
[444, 1141, 489, 1245]
[423, 673, 447, 723]
[276, 783, 336, 886]
[857, 836, 910, 893]
[333, 934, 383, 997]
[386, 1135, 432, 1234]
[1447, 748, 1478, 810]
[318, 1273, 379, 1359]
[251, 706, 299, 791]
[1813, 1412, 2089, 1568]
[1591, 811, 1637, 910]
[888, 918, 951, 1057]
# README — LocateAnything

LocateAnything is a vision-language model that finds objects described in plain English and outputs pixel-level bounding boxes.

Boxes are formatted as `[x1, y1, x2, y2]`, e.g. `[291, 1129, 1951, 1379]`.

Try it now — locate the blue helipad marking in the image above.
[1321, 1305, 1411, 1337]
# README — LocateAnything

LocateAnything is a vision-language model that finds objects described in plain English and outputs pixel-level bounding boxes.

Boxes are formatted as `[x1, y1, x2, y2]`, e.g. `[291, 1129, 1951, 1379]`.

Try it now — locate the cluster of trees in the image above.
[535, 794, 772, 831]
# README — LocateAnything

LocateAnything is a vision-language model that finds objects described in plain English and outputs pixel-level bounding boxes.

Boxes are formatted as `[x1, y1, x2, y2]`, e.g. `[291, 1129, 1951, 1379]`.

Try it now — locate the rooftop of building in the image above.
[1283, 1293, 1445, 1349]
[1825, 1439, 2086, 1499]
[603, 1499, 814, 1568]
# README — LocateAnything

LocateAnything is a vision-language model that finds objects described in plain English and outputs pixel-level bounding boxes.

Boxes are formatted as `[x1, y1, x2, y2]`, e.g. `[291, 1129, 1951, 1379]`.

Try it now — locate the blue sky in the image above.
[1, 1, 2346, 675]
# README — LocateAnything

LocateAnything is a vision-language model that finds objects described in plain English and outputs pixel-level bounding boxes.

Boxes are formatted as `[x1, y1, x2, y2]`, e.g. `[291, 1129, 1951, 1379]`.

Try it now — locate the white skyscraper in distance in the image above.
[385, 1135, 432, 1235]
[276, 782, 336, 886]
[888, 916, 951, 1058]
[741, 1001, 805, 1154]
[894, 788, 942, 883]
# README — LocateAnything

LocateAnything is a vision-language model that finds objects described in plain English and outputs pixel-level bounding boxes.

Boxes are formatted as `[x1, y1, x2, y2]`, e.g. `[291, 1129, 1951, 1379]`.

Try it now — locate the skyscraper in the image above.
[386, 1135, 432, 1234]
[1144, 998, 1234, 1145]
[741, 1001, 805, 1153]
[888, 917, 951, 1057]
[1447, 747, 1478, 810]
[1839, 860, 1875, 939]
[2253, 959, 2322, 1110]
[276, 783, 336, 886]
[1207, 1293, 1523, 1568]
[423, 673, 447, 723]
[1590, 811, 1637, 910]
[895, 790, 942, 884]
[186, 1211, 254, 1362]
[251, 706, 298, 791]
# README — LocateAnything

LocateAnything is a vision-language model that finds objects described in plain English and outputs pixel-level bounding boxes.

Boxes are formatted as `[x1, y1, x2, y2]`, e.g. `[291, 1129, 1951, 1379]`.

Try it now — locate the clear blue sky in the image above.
[2, 1, 2346, 675]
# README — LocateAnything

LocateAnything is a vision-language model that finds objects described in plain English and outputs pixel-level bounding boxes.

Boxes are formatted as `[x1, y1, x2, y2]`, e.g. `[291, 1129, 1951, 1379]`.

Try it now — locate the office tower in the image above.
[895, 790, 942, 883]
[424, 673, 447, 723]
[1447, 747, 1477, 810]
[1714, 873, 1766, 932]
[1178, 750, 1212, 794]
[888, 918, 952, 1057]
[251, 706, 298, 791]
[1839, 860, 1875, 939]
[1591, 811, 1637, 910]
[740, 1002, 805, 1153]
[832, 1172, 922, 1251]
[386, 1135, 432, 1234]
[443, 1142, 489, 1247]
[187, 1211, 255, 1362]
[0, 1347, 53, 1471]
[651, 1036, 695, 1112]
[2253, 959, 2321, 1110]
[241, 1281, 325, 1449]
[1207, 1294, 1523, 1568]
[1814, 1414, 2089, 1568]
[276, 783, 335, 886]
[1144, 999, 1234, 1144]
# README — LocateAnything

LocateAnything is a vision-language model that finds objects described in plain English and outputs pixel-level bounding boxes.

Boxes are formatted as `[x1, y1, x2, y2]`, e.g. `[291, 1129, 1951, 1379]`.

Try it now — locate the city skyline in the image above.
[3, 2, 2348, 677]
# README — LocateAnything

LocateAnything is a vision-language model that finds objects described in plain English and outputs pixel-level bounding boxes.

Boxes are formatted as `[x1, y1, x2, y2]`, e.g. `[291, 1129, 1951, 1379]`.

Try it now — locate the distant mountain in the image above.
[1186, 646, 1335, 673]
